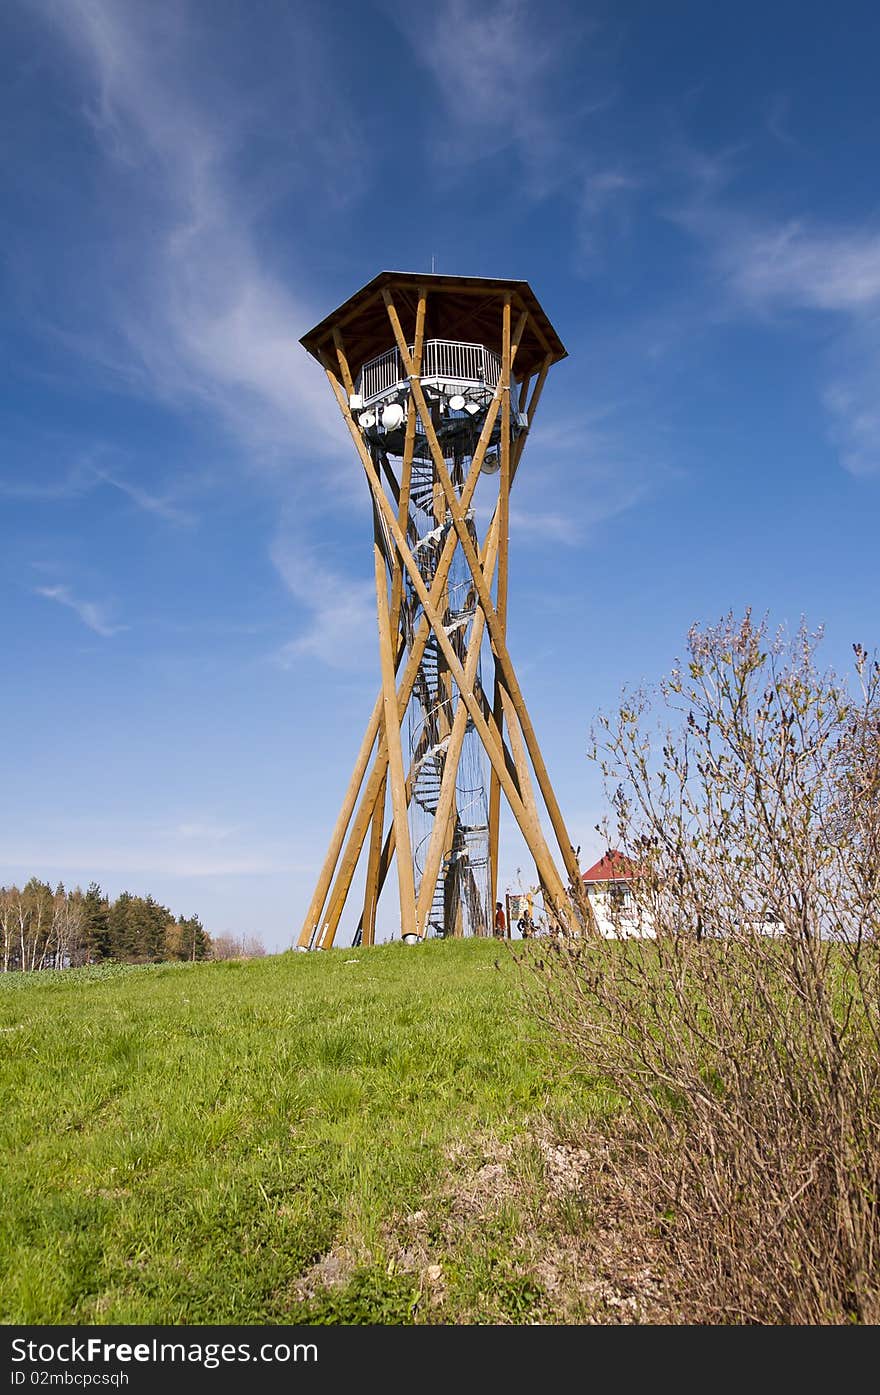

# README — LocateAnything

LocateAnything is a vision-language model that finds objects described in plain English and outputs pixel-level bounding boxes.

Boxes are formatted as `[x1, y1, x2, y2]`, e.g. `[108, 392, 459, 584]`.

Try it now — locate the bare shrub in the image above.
[530, 613, 880, 1323]
[210, 933, 267, 960]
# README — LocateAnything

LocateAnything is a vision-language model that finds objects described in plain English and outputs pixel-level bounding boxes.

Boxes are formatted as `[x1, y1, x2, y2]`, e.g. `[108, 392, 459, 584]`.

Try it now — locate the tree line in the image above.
[0, 878, 263, 971]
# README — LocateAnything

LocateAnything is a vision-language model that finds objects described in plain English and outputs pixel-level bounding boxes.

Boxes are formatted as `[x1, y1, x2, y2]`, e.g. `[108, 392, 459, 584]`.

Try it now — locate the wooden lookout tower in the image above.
[297, 272, 589, 948]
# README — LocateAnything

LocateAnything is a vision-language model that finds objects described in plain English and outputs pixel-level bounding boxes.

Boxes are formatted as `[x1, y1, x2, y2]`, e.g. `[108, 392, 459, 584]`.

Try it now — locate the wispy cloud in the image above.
[34, 583, 127, 637]
[392, 0, 612, 195]
[823, 361, 880, 478]
[765, 94, 798, 150]
[509, 508, 580, 544]
[29, 0, 351, 465]
[709, 218, 880, 314]
[574, 167, 643, 267]
[270, 527, 376, 671]
[95, 469, 197, 526]
[677, 200, 880, 474]
[1, 452, 199, 524]
[0, 456, 97, 502]
[504, 403, 667, 545]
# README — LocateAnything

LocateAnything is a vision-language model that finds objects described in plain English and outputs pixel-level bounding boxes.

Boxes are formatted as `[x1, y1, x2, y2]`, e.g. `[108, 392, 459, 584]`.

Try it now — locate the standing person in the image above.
[494, 901, 506, 938]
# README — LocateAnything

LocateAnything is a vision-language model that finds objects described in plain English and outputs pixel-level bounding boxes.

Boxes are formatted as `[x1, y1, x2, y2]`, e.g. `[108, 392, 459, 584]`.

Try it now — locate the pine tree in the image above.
[177, 914, 210, 961]
[82, 882, 112, 962]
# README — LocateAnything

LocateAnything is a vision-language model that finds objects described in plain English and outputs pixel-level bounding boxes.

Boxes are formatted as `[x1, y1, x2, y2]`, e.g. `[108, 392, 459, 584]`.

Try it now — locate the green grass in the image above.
[0, 940, 599, 1324]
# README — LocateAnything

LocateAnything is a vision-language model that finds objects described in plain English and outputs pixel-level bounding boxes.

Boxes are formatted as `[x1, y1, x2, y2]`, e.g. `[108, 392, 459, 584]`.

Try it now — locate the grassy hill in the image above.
[0, 939, 607, 1324]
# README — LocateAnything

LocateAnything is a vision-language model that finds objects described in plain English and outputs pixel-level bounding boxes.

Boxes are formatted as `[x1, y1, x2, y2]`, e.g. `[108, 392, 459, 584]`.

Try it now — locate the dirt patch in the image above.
[381, 1125, 683, 1323]
[287, 1122, 682, 1323]
[290, 1246, 359, 1302]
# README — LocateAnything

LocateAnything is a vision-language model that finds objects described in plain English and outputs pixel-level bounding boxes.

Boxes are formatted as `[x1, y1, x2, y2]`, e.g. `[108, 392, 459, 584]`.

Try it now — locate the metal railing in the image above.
[357, 340, 502, 405]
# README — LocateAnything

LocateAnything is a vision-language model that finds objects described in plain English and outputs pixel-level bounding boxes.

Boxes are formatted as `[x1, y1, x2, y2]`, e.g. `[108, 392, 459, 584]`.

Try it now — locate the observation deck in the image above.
[357, 338, 502, 407]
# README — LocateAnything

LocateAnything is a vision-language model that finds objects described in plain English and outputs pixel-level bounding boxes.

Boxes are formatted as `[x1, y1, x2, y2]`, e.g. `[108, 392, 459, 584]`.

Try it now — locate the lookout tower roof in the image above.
[299, 271, 567, 383]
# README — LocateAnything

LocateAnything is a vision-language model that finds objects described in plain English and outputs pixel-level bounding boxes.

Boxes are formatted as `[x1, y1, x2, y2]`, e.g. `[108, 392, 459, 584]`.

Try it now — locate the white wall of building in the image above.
[585, 882, 656, 939]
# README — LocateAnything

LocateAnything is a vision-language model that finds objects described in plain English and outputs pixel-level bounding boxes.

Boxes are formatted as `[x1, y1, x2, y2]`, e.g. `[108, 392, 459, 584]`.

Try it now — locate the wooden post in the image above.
[360, 772, 386, 947]
[373, 510, 418, 940]
[488, 295, 512, 911]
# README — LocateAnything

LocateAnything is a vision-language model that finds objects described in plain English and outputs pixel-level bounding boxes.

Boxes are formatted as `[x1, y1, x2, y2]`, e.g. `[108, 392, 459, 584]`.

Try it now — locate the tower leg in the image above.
[488, 296, 512, 912]
[360, 772, 386, 947]
[373, 524, 418, 941]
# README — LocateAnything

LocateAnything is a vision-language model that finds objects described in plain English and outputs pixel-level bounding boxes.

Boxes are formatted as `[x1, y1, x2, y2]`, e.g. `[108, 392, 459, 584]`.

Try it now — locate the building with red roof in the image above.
[581, 850, 636, 884]
[582, 850, 653, 938]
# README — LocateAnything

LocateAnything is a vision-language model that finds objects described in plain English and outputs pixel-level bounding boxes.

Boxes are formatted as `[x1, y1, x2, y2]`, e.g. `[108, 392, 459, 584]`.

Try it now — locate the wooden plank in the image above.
[373, 519, 418, 940]
[360, 770, 386, 947]
[488, 296, 512, 909]
[510, 355, 552, 486]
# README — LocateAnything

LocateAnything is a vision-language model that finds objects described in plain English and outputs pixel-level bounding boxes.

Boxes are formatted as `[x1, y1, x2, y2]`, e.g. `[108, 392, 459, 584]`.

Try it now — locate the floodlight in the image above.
[349, 393, 364, 410]
[516, 411, 529, 428]
[481, 451, 500, 474]
[464, 400, 481, 416]
[381, 402, 405, 431]
[358, 411, 376, 429]
[448, 394, 466, 411]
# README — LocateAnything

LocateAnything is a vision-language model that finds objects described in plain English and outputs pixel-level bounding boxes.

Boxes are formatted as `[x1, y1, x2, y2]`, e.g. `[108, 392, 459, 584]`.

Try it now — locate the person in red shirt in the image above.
[493, 901, 506, 938]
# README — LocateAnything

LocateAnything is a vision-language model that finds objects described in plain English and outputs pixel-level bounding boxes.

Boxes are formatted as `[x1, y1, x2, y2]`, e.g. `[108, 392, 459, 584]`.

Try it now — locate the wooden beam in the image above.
[510, 355, 552, 487]
[389, 287, 426, 639]
[488, 295, 512, 910]
[332, 326, 357, 398]
[500, 686, 542, 830]
[360, 770, 386, 947]
[373, 513, 418, 940]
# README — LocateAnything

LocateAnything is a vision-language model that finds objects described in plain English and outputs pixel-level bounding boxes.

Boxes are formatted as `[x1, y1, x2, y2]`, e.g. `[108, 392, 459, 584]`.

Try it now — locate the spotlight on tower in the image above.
[381, 402, 405, 431]
[481, 450, 500, 474]
[464, 400, 481, 416]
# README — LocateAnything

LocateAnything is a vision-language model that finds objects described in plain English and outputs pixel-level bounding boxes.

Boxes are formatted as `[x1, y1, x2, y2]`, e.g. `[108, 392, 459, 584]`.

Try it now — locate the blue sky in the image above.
[3, 0, 880, 951]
